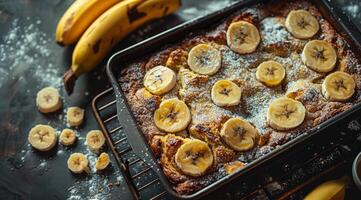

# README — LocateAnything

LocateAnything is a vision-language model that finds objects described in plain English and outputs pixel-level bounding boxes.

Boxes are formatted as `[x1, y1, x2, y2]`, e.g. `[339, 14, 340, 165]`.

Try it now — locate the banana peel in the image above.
[63, 0, 181, 94]
[304, 176, 349, 200]
[56, 0, 121, 46]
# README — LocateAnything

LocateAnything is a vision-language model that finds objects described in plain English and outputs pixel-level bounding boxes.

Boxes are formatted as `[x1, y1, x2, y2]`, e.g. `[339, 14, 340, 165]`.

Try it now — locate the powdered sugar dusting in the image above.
[260, 17, 290, 46]
[0, 19, 61, 89]
[344, 3, 360, 18]
[178, 0, 236, 20]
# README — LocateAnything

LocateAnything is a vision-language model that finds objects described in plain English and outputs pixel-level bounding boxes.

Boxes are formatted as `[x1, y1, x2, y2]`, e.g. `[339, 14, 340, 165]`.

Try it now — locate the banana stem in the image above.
[63, 69, 77, 95]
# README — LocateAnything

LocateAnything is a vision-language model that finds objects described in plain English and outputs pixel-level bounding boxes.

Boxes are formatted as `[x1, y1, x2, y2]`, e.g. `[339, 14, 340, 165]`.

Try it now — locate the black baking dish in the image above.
[105, 0, 361, 199]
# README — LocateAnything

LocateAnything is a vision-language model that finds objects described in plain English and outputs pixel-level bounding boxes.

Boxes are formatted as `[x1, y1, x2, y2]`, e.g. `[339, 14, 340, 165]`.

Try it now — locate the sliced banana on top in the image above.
[67, 153, 89, 174]
[187, 44, 222, 75]
[267, 97, 306, 131]
[285, 9, 319, 39]
[175, 139, 213, 177]
[28, 124, 57, 151]
[67, 107, 85, 127]
[86, 130, 105, 153]
[95, 152, 111, 171]
[226, 21, 261, 54]
[59, 129, 77, 146]
[220, 118, 258, 151]
[301, 40, 337, 73]
[154, 98, 191, 133]
[256, 60, 286, 87]
[322, 71, 356, 101]
[211, 80, 242, 106]
[36, 87, 62, 113]
[143, 65, 177, 95]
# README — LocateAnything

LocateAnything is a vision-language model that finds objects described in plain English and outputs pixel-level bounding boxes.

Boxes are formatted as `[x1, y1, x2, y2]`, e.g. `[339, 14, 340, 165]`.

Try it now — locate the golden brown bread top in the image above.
[119, 0, 361, 194]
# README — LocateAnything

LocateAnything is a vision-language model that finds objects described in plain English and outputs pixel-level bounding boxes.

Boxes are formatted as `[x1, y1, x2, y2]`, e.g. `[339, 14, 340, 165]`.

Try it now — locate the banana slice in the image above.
[143, 65, 177, 95]
[220, 118, 258, 151]
[211, 80, 242, 106]
[175, 139, 213, 177]
[28, 124, 57, 151]
[67, 107, 85, 127]
[59, 129, 77, 146]
[322, 71, 355, 101]
[301, 40, 337, 73]
[285, 10, 319, 39]
[256, 60, 286, 87]
[187, 44, 222, 75]
[86, 130, 105, 153]
[226, 21, 261, 54]
[67, 153, 89, 174]
[267, 97, 306, 131]
[154, 98, 191, 133]
[95, 152, 111, 171]
[36, 87, 62, 113]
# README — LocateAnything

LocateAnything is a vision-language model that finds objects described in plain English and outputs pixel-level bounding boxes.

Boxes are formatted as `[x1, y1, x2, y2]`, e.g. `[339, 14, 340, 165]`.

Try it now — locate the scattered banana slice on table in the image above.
[28, 124, 57, 151]
[187, 44, 222, 75]
[211, 80, 242, 106]
[322, 71, 356, 101]
[67, 107, 85, 127]
[67, 153, 89, 174]
[86, 130, 106, 153]
[285, 9, 319, 39]
[256, 60, 286, 87]
[267, 97, 306, 131]
[95, 152, 111, 171]
[59, 129, 77, 146]
[143, 65, 177, 95]
[56, 0, 121, 45]
[36, 87, 62, 114]
[220, 118, 258, 151]
[175, 139, 214, 177]
[63, 0, 181, 94]
[226, 21, 260, 54]
[154, 98, 191, 133]
[301, 40, 337, 73]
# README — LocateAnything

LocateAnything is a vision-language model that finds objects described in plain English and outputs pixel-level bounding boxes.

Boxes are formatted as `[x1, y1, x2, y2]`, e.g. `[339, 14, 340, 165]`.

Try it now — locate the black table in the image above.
[0, 0, 360, 199]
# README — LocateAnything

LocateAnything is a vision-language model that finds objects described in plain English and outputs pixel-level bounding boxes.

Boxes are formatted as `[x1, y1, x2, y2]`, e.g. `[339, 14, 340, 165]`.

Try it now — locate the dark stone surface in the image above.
[0, 0, 360, 199]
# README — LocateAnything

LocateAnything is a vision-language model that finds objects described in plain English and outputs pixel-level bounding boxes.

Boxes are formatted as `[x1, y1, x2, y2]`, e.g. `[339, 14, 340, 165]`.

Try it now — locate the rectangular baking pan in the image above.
[106, 0, 361, 199]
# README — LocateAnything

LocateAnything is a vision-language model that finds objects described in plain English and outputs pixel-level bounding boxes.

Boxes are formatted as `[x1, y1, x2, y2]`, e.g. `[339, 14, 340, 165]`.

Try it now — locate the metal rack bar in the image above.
[138, 179, 160, 191]
[131, 167, 152, 179]
[92, 88, 166, 200]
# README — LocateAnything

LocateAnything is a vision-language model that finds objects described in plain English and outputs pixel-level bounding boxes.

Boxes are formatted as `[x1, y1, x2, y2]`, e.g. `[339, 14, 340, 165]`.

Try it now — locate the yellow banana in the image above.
[63, 0, 181, 94]
[56, 0, 121, 45]
[304, 176, 349, 200]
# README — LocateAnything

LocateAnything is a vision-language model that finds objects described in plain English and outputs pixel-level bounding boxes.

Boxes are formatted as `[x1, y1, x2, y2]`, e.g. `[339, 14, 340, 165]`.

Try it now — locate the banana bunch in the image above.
[56, 0, 181, 94]
[56, 0, 121, 45]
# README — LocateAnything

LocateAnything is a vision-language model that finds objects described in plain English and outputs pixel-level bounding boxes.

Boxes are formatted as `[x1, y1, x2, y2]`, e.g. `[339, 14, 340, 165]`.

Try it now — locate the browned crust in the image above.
[118, 0, 361, 195]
